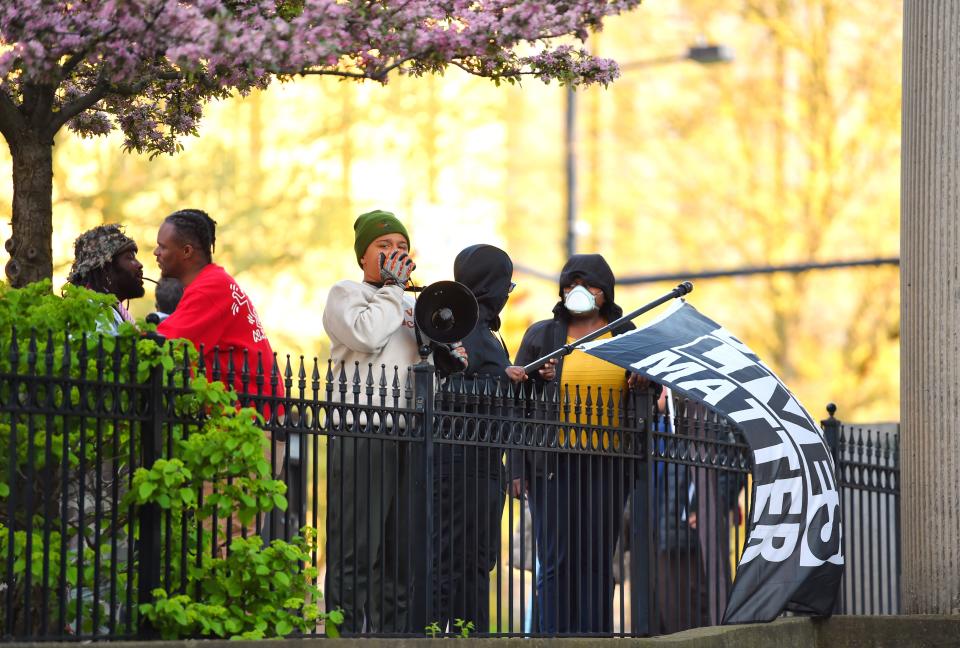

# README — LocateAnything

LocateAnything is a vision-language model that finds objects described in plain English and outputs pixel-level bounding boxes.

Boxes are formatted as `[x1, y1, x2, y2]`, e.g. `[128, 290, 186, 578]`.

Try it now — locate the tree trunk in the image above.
[901, 0, 960, 615]
[5, 131, 54, 287]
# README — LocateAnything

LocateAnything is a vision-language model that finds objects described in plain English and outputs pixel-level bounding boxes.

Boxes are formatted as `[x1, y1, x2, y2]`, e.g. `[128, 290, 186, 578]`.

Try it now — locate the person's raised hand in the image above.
[628, 372, 651, 390]
[538, 358, 557, 381]
[379, 250, 416, 286]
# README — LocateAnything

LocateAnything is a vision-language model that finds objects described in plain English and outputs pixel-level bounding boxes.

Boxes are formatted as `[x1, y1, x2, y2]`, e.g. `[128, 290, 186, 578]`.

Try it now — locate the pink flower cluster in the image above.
[1, 0, 640, 155]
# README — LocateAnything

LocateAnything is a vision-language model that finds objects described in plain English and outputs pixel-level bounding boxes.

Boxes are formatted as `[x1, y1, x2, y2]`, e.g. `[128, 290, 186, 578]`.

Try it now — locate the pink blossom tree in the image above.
[1, 0, 639, 286]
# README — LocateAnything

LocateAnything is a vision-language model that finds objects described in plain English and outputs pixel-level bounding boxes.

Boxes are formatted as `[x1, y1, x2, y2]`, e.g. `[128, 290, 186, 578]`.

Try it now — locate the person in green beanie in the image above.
[322, 210, 419, 634]
[352, 209, 411, 267]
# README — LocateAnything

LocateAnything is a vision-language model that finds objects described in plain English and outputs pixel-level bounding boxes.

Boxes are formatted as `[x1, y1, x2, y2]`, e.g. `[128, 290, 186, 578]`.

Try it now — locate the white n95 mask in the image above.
[564, 285, 597, 314]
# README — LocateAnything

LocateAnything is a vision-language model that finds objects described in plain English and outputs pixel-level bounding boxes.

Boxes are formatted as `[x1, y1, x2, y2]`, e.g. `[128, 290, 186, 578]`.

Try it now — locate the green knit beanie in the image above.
[353, 210, 410, 265]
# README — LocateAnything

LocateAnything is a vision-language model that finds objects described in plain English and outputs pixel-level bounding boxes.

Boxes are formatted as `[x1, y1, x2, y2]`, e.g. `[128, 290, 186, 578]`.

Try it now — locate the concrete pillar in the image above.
[901, 1, 960, 615]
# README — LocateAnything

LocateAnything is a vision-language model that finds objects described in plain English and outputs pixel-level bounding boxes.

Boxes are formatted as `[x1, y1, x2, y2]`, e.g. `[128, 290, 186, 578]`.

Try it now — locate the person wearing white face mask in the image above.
[509, 254, 650, 635]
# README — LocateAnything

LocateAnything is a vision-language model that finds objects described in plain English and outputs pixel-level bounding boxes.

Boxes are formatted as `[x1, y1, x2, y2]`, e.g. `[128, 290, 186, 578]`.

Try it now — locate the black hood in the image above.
[552, 253, 625, 323]
[453, 244, 513, 330]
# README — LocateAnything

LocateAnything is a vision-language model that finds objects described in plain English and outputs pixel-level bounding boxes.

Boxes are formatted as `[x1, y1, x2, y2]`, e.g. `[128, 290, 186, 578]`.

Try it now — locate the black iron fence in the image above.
[0, 331, 900, 641]
[823, 411, 900, 616]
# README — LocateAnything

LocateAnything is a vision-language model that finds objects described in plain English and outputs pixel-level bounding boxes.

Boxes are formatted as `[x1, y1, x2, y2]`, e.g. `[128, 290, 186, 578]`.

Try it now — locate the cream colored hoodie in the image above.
[322, 279, 422, 388]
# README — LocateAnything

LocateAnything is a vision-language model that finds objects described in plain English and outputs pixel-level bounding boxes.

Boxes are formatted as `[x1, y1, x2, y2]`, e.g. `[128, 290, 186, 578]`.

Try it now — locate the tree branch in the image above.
[451, 60, 528, 80]
[29, 85, 55, 131]
[47, 63, 191, 136]
[294, 53, 422, 83]
[58, 21, 124, 79]
[295, 68, 372, 80]
[59, 49, 95, 80]
[0, 88, 26, 145]
[46, 78, 109, 135]
[370, 54, 421, 81]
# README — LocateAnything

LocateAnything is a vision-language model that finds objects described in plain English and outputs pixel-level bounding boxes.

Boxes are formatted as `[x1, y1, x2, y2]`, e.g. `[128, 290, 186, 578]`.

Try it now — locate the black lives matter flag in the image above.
[580, 301, 843, 623]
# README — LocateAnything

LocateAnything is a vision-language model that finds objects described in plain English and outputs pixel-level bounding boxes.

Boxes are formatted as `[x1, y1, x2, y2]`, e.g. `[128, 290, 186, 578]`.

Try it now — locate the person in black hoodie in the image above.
[432, 244, 526, 633]
[511, 253, 645, 635]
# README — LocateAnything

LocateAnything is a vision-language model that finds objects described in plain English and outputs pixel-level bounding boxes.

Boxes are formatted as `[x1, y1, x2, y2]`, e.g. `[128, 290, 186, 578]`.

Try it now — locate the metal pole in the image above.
[522, 281, 693, 375]
[564, 85, 577, 259]
[561, 43, 732, 262]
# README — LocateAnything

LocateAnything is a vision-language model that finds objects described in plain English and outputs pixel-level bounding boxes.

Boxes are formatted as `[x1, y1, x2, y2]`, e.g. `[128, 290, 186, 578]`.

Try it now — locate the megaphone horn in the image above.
[414, 280, 479, 344]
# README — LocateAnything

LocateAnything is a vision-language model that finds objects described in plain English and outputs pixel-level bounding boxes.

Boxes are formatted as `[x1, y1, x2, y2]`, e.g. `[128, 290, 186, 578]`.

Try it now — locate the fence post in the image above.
[136, 362, 164, 638]
[820, 402, 842, 614]
[629, 387, 654, 635]
[821, 403, 841, 469]
[409, 359, 435, 633]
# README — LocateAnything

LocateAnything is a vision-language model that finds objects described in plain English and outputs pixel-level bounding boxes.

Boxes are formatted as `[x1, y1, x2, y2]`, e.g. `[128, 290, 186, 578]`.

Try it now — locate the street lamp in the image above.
[563, 42, 734, 259]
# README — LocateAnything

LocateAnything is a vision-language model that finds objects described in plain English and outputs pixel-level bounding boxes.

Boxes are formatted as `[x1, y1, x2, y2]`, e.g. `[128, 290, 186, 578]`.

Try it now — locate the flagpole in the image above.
[522, 281, 694, 375]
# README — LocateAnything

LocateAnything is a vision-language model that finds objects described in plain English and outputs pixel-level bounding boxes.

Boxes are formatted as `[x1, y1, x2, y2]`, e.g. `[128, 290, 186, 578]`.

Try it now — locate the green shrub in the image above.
[0, 280, 337, 639]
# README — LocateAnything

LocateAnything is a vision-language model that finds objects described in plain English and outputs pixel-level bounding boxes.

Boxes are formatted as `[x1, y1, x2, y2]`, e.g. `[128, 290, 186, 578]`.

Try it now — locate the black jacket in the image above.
[434, 245, 515, 478]
[511, 254, 639, 480]
[434, 244, 514, 384]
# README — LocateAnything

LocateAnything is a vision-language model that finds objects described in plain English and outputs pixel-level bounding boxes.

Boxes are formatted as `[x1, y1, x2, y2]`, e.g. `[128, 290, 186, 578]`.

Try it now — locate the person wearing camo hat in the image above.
[63, 224, 145, 630]
[67, 224, 145, 333]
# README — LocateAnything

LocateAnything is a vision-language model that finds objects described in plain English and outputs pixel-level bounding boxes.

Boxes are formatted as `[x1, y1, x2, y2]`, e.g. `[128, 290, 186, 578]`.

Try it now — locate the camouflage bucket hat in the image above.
[67, 224, 137, 285]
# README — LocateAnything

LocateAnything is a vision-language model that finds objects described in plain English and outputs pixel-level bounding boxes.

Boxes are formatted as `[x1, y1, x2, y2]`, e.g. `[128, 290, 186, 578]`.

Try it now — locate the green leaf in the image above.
[179, 487, 196, 505]
[226, 580, 242, 598]
[139, 481, 157, 499]
[275, 620, 293, 636]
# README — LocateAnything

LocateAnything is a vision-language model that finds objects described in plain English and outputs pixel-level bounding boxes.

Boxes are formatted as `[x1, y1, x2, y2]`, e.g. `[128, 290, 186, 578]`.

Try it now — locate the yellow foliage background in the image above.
[0, 0, 901, 422]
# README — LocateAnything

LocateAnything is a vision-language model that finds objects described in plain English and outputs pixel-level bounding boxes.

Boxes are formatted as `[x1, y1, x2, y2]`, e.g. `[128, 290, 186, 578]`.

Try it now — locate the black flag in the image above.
[580, 301, 843, 623]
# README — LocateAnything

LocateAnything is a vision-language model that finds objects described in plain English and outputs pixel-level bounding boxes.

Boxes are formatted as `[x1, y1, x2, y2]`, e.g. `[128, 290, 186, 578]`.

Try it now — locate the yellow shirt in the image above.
[558, 332, 628, 449]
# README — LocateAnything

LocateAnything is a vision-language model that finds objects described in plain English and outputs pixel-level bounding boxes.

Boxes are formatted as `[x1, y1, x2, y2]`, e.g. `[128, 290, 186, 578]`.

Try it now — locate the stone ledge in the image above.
[814, 615, 960, 648]
[5, 615, 960, 647]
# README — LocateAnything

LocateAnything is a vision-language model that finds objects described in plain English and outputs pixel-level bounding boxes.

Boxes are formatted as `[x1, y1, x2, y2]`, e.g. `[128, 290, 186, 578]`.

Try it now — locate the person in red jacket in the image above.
[154, 208, 281, 406]
[154, 208, 285, 551]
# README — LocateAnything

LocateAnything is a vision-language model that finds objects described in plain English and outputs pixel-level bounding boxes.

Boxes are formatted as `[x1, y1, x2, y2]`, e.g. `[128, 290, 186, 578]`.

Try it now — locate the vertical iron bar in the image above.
[60, 333, 76, 634]
[820, 404, 841, 613]
[39, 332, 55, 637]
[893, 426, 901, 613]
[22, 332, 38, 638]
[410, 360, 435, 632]
[856, 429, 865, 615]
[92, 342, 109, 636]
[4, 328, 19, 637]
[868, 432, 877, 615]
[136, 363, 164, 639]
[634, 388, 653, 636]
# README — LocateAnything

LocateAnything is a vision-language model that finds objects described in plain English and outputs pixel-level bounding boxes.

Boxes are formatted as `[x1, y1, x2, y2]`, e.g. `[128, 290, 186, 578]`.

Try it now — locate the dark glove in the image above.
[379, 250, 416, 286]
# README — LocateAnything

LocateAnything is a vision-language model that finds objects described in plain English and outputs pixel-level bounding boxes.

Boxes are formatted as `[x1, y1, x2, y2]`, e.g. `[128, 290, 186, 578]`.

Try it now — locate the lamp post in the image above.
[563, 43, 734, 259]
